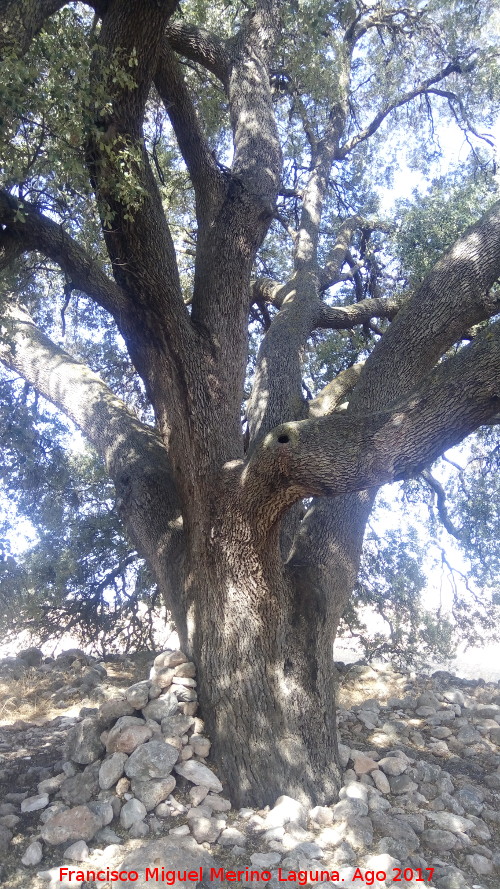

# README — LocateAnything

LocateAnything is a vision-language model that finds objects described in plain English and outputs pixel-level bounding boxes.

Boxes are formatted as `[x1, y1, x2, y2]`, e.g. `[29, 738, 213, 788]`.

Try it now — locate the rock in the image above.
[389, 774, 418, 794]
[421, 828, 457, 851]
[120, 798, 147, 829]
[332, 798, 369, 820]
[21, 841, 43, 866]
[466, 853, 493, 875]
[98, 697, 135, 727]
[161, 715, 194, 737]
[454, 785, 484, 814]
[191, 736, 211, 758]
[62, 840, 89, 861]
[94, 826, 124, 845]
[378, 755, 408, 776]
[143, 693, 179, 722]
[59, 760, 100, 805]
[38, 774, 66, 795]
[87, 800, 114, 826]
[117, 836, 212, 889]
[250, 851, 281, 866]
[338, 743, 351, 768]
[189, 785, 209, 806]
[174, 662, 196, 678]
[154, 650, 188, 669]
[40, 805, 102, 845]
[371, 770, 390, 793]
[351, 752, 378, 775]
[263, 795, 308, 828]
[125, 740, 179, 780]
[129, 820, 149, 838]
[191, 815, 221, 844]
[204, 794, 231, 812]
[18, 646, 43, 666]
[130, 776, 176, 810]
[21, 793, 49, 813]
[106, 716, 153, 753]
[99, 752, 128, 790]
[174, 760, 223, 792]
[310, 805, 334, 825]
[64, 718, 105, 764]
[125, 681, 151, 710]
[218, 826, 247, 846]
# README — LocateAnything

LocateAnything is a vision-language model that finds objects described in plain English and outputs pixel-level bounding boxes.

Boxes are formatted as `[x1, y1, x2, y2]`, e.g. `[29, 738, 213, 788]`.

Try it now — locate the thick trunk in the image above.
[178, 483, 342, 807]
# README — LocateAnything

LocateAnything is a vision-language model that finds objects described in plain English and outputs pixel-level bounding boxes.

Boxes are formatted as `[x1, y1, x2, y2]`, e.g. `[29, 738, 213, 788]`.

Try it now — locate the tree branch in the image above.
[154, 41, 225, 231]
[0, 0, 66, 59]
[351, 199, 500, 410]
[338, 62, 462, 159]
[165, 20, 230, 88]
[421, 469, 462, 539]
[243, 320, 500, 533]
[0, 299, 186, 633]
[308, 363, 364, 417]
[317, 295, 400, 330]
[0, 190, 127, 318]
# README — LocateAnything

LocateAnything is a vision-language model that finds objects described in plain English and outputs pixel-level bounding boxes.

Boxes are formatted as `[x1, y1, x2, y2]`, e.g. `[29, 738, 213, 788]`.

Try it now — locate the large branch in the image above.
[0, 190, 127, 318]
[154, 41, 225, 232]
[164, 20, 230, 88]
[242, 320, 500, 533]
[351, 199, 500, 410]
[0, 300, 186, 634]
[86, 0, 188, 337]
[0, 0, 66, 58]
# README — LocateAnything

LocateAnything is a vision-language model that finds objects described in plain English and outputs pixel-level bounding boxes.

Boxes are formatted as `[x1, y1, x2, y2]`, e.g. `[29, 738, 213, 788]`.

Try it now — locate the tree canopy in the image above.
[1, 0, 500, 805]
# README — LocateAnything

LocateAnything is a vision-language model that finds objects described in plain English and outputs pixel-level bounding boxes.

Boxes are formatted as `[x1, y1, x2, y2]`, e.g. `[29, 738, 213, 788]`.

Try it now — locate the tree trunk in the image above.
[175, 480, 348, 808]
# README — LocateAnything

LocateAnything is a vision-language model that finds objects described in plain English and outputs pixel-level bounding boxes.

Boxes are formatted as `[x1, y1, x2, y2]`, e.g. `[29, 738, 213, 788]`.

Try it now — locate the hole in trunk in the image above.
[277, 434, 290, 444]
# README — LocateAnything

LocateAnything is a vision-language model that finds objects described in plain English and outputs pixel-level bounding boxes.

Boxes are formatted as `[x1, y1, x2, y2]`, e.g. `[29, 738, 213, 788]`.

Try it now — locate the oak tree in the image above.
[1, 0, 499, 805]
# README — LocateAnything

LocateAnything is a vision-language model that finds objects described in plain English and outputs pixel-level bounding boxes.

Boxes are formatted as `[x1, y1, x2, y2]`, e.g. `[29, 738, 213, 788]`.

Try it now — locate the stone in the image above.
[99, 752, 128, 790]
[98, 697, 135, 727]
[62, 840, 89, 861]
[332, 798, 369, 820]
[466, 853, 493, 875]
[351, 753, 378, 775]
[454, 785, 484, 814]
[371, 770, 390, 793]
[174, 760, 223, 792]
[129, 820, 150, 838]
[388, 774, 418, 794]
[250, 852, 282, 866]
[161, 715, 194, 737]
[59, 761, 100, 806]
[262, 795, 308, 829]
[189, 785, 209, 806]
[125, 740, 179, 780]
[130, 776, 176, 810]
[64, 718, 105, 764]
[310, 806, 334, 825]
[21, 793, 49, 813]
[191, 815, 221, 844]
[125, 681, 151, 710]
[153, 650, 189, 670]
[338, 743, 351, 768]
[174, 661, 196, 678]
[421, 828, 457, 851]
[106, 716, 153, 753]
[120, 798, 147, 829]
[204, 794, 231, 812]
[40, 805, 102, 845]
[143, 693, 179, 722]
[218, 826, 247, 846]
[191, 736, 211, 758]
[21, 840, 43, 866]
[117, 836, 213, 889]
[378, 755, 408, 776]
[87, 800, 114, 826]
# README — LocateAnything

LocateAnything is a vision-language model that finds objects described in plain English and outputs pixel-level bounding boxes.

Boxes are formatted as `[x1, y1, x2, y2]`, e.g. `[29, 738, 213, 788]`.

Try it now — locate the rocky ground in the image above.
[0, 648, 498, 889]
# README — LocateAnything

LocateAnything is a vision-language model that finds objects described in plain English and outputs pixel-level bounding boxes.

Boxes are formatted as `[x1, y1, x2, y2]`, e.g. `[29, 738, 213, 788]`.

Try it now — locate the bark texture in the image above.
[1, 0, 500, 807]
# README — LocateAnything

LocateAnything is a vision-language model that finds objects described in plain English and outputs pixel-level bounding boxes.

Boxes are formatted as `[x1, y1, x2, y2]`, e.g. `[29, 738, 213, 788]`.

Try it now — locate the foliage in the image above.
[0, 0, 499, 660]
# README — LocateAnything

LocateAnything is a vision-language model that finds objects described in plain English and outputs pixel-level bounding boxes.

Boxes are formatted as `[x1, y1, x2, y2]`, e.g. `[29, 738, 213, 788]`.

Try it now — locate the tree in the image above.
[0, 0, 499, 807]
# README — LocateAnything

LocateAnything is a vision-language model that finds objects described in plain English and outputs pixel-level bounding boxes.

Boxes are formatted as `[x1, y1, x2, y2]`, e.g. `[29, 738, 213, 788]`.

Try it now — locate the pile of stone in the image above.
[13, 649, 231, 867]
[1, 652, 499, 889]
